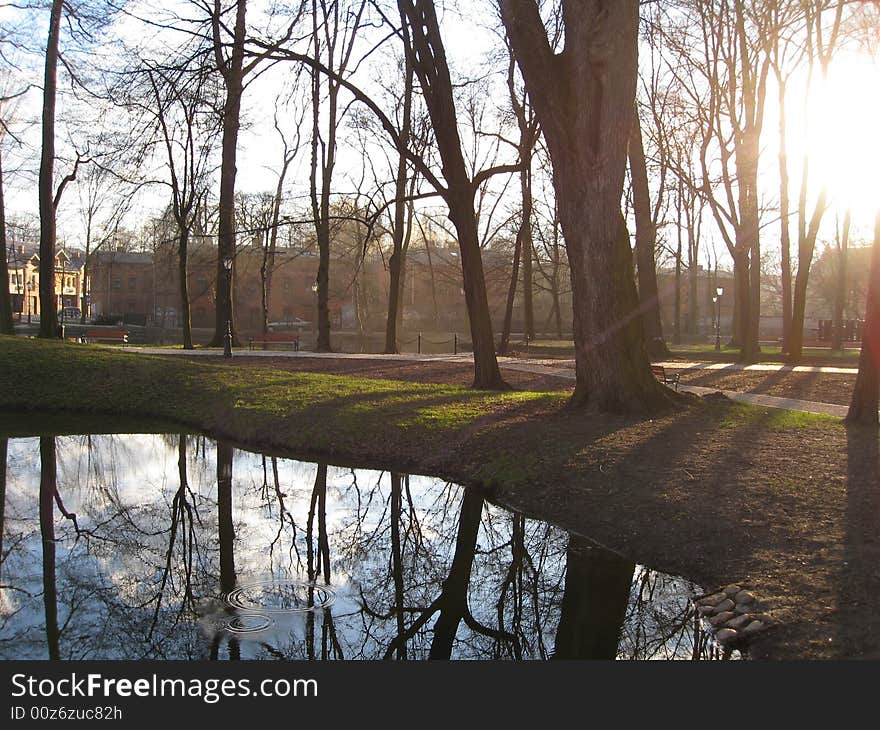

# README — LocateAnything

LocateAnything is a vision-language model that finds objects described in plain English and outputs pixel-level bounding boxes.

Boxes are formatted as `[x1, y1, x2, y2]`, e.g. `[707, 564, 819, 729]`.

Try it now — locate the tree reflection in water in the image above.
[0, 432, 735, 660]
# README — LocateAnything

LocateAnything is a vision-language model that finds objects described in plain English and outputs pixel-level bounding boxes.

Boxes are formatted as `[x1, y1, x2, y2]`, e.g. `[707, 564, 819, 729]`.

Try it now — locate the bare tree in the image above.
[145, 62, 220, 348]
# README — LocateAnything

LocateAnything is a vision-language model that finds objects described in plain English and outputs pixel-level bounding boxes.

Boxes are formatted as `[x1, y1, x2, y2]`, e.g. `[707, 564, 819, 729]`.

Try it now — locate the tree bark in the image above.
[846, 210, 880, 425]
[629, 109, 669, 359]
[502, 0, 673, 411]
[0, 145, 14, 335]
[209, 0, 247, 348]
[38, 0, 64, 339]
[178, 229, 193, 349]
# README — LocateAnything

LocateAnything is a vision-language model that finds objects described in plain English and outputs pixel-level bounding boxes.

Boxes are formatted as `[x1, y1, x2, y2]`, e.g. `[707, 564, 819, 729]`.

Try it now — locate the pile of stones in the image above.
[694, 584, 774, 647]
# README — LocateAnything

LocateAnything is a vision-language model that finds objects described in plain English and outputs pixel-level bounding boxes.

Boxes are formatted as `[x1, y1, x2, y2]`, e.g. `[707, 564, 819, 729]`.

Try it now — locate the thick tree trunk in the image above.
[553, 536, 635, 659]
[0, 146, 14, 335]
[846, 211, 880, 425]
[502, 0, 673, 412]
[38, 0, 63, 339]
[209, 0, 246, 348]
[629, 111, 669, 359]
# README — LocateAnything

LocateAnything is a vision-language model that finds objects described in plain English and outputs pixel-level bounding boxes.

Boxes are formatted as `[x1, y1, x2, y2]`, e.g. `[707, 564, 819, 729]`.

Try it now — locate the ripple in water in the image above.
[225, 580, 336, 614]
[224, 614, 273, 634]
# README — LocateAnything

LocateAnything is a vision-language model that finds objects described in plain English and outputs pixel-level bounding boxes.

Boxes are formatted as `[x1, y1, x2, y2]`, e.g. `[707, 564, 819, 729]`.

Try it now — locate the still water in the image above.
[0, 430, 732, 660]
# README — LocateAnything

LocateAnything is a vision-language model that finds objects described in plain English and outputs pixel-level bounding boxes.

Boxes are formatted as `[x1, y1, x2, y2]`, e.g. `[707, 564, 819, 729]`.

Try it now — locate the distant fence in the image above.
[817, 319, 863, 342]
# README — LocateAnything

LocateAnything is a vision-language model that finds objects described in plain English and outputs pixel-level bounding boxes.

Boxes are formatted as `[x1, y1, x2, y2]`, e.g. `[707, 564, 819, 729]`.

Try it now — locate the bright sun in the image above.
[803, 51, 880, 222]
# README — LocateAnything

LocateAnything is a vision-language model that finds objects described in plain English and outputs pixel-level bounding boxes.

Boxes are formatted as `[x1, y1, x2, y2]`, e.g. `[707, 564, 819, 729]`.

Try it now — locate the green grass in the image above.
[0, 336, 560, 467]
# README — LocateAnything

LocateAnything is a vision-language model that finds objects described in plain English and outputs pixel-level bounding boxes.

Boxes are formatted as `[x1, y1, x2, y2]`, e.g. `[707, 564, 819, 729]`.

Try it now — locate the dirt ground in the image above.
[671, 367, 856, 406]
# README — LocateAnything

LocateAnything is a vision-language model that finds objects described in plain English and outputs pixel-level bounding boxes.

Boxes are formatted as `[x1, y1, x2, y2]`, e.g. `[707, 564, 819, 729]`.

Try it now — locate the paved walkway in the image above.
[126, 347, 851, 418]
[519, 357, 858, 375]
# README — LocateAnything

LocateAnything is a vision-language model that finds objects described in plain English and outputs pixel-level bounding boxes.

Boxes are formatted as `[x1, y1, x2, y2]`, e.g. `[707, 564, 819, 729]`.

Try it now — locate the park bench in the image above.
[83, 328, 129, 346]
[248, 332, 300, 351]
[651, 364, 680, 391]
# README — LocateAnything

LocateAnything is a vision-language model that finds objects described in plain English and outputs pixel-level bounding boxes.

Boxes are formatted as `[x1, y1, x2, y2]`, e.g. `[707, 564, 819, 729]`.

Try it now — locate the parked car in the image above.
[267, 318, 311, 331]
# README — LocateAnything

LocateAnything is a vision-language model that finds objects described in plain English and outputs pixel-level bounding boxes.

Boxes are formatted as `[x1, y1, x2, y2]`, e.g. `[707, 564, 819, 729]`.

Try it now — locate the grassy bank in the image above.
[0, 334, 875, 661]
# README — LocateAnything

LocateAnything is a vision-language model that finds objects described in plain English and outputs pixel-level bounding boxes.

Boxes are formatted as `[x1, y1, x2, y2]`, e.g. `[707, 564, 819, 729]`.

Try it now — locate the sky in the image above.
[2, 1, 880, 274]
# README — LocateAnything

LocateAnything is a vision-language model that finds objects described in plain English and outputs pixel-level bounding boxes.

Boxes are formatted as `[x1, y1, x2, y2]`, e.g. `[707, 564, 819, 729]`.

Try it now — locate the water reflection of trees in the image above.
[0, 434, 731, 660]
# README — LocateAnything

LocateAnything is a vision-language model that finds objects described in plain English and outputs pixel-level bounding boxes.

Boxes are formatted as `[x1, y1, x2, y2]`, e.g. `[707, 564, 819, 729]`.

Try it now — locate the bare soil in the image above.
[672, 367, 856, 406]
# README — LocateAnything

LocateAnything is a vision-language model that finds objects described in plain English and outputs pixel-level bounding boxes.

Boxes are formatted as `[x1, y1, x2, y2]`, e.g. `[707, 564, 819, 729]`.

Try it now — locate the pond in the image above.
[0, 424, 734, 660]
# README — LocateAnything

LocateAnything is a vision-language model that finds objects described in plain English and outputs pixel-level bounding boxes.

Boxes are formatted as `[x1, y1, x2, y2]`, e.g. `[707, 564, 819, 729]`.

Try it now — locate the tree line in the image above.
[1, 0, 879, 420]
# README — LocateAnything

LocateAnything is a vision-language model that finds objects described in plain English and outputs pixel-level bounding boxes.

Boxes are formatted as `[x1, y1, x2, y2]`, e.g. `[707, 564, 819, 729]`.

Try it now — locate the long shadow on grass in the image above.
[840, 425, 880, 657]
[468, 395, 816, 587]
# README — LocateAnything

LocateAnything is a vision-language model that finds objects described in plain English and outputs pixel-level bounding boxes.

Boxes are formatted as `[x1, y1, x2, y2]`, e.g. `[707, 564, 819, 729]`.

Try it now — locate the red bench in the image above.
[248, 332, 300, 351]
[651, 364, 680, 390]
[83, 328, 129, 346]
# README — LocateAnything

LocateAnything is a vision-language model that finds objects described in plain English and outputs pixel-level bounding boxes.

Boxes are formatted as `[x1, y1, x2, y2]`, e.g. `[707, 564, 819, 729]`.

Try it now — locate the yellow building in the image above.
[5, 246, 85, 321]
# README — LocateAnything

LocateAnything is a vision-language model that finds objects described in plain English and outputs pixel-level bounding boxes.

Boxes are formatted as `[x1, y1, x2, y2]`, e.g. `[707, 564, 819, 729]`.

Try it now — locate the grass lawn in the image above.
[0, 334, 877, 660]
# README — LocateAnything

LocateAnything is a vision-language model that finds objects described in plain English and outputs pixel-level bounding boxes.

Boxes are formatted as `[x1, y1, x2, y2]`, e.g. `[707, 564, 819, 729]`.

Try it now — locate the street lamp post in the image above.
[222, 256, 233, 358]
[27, 280, 34, 324]
[714, 286, 724, 351]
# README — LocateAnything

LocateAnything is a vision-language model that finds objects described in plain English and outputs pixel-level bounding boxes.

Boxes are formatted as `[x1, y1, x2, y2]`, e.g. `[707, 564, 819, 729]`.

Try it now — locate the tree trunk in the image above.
[428, 488, 483, 659]
[40, 436, 60, 659]
[674, 235, 682, 346]
[832, 210, 851, 351]
[384, 48, 414, 354]
[399, 0, 507, 390]
[553, 536, 635, 660]
[498, 224, 523, 355]
[629, 110, 669, 359]
[38, 0, 63, 339]
[209, 0, 247, 348]
[846, 210, 880, 425]
[217, 440, 236, 594]
[447, 193, 508, 388]
[778, 76, 793, 353]
[0, 145, 14, 335]
[502, 0, 673, 411]
[178, 229, 193, 349]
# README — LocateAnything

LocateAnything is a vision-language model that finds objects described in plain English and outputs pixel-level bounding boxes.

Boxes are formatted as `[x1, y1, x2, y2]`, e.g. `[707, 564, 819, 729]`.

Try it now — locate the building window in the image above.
[112, 278, 121, 290]
[128, 276, 136, 291]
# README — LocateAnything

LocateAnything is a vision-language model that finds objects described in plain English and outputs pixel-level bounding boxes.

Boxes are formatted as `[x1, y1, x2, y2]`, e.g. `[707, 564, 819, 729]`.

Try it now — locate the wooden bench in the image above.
[248, 332, 300, 351]
[651, 364, 680, 390]
[83, 328, 129, 346]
